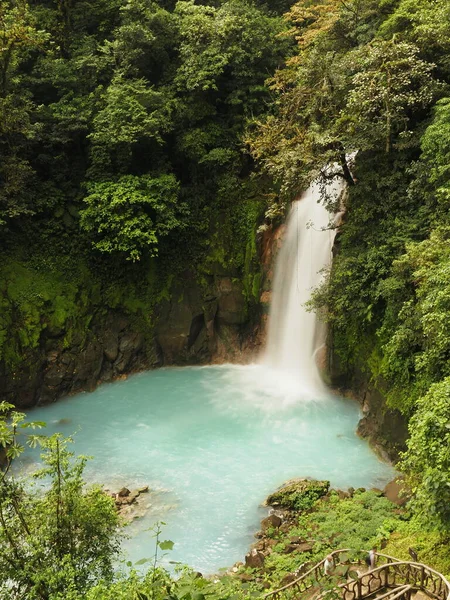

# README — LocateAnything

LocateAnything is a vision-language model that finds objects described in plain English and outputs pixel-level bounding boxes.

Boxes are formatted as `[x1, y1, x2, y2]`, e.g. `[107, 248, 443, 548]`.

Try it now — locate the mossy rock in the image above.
[265, 478, 330, 512]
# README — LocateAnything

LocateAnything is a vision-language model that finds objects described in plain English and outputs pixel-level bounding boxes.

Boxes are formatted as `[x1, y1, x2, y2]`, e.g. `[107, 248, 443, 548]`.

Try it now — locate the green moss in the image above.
[0, 252, 165, 370]
[251, 272, 262, 301]
[0, 177, 267, 384]
[266, 479, 330, 512]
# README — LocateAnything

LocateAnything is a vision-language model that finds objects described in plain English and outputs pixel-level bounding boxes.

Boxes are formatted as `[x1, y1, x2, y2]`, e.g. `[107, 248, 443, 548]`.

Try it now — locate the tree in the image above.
[0, 402, 121, 600]
[88, 75, 174, 177]
[420, 97, 450, 203]
[79, 173, 186, 261]
[379, 0, 450, 77]
[0, 0, 48, 95]
[247, 0, 440, 205]
[343, 40, 439, 154]
[101, 0, 177, 82]
[400, 378, 450, 532]
[0, 0, 49, 226]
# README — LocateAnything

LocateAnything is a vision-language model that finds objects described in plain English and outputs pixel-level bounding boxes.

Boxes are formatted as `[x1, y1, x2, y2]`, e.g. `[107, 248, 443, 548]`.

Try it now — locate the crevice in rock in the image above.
[187, 313, 205, 350]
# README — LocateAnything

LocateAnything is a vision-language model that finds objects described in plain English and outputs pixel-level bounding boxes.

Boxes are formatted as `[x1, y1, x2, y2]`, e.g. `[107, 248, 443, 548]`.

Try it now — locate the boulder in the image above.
[289, 536, 305, 544]
[284, 541, 314, 554]
[118, 487, 130, 498]
[128, 490, 140, 503]
[383, 478, 409, 506]
[279, 573, 297, 587]
[265, 478, 330, 512]
[253, 538, 277, 554]
[336, 490, 350, 500]
[245, 549, 265, 569]
[261, 514, 282, 531]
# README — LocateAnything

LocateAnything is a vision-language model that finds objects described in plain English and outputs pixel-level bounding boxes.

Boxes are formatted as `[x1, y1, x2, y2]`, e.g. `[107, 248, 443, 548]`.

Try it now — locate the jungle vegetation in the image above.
[1, 0, 450, 597]
[247, 0, 450, 537]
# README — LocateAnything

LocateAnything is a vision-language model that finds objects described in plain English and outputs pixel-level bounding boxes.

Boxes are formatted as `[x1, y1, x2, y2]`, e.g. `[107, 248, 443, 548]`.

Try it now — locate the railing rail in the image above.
[263, 549, 450, 600]
[264, 548, 352, 600]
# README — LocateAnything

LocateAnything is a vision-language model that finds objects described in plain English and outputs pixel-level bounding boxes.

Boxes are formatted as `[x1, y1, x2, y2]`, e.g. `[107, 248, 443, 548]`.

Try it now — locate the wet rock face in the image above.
[1, 312, 162, 408]
[2, 269, 263, 407]
[2, 209, 293, 408]
[355, 386, 408, 462]
[330, 367, 409, 462]
[154, 273, 259, 366]
[328, 338, 408, 462]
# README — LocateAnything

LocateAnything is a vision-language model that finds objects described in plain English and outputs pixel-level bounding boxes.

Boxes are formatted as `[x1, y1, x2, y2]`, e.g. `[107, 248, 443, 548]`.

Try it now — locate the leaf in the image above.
[158, 539, 174, 551]
[6, 443, 23, 459]
[20, 421, 46, 429]
[134, 557, 152, 565]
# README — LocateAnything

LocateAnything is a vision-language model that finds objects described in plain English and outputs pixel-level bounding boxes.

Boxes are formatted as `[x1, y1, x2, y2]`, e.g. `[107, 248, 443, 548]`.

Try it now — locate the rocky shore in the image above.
[227, 477, 407, 588]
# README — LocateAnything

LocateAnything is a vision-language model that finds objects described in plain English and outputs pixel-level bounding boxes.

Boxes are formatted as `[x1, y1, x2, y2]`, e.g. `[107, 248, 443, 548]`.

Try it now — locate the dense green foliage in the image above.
[0, 403, 121, 599]
[263, 490, 403, 584]
[248, 0, 450, 535]
[0, 0, 292, 372]
[0, 0, 289, 243]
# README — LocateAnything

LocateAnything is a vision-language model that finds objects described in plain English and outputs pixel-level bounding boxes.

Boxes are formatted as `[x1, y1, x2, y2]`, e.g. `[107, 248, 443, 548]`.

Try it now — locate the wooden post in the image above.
[357, 576, 362, 599]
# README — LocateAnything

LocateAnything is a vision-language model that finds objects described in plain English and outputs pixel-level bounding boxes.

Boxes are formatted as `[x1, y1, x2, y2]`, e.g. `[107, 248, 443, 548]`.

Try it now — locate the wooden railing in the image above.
[264, 550, 450, 600]
[263, 548, 352, 600]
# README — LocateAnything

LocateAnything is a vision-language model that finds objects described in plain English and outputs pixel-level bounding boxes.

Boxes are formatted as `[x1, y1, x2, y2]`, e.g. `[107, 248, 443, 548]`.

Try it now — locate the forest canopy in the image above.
[0, 0, 291, 260]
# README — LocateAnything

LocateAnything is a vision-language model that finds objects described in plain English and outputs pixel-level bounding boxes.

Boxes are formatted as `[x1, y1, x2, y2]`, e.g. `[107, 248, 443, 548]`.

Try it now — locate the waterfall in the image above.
[263, 176, 344, 399]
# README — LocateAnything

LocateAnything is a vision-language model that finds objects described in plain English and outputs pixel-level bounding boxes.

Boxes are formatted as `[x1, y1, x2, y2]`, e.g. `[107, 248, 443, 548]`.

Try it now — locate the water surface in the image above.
[17, 365, 394, 574]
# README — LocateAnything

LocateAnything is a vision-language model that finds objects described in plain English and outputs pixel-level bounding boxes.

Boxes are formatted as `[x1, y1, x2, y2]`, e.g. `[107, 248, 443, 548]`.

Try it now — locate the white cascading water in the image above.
[263, 176, 345, 399]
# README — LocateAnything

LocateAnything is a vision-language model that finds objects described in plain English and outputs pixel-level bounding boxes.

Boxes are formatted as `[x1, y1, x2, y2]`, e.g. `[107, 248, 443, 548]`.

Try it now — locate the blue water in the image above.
[16, 365, 394, 574]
